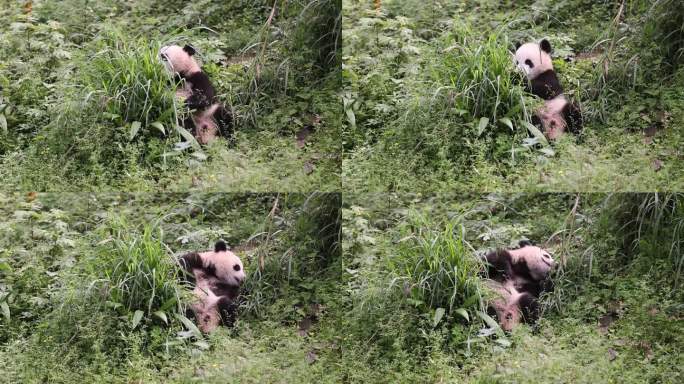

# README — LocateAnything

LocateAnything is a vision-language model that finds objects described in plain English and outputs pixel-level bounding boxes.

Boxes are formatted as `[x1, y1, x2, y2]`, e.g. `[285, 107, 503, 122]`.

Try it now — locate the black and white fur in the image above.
[160, 44, 232, 145]
[514, 39, 582, 140]
[482, 240, 555, 330]
[179, 240, 246, 332]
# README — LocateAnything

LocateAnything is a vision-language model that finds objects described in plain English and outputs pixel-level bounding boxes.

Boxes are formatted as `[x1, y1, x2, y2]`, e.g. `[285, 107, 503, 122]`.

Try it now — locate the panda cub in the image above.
[159, 44, 232, 145]
[179, 240, 246, 333]
[482, 240, 555, 331]
[514, 39, 582, 140]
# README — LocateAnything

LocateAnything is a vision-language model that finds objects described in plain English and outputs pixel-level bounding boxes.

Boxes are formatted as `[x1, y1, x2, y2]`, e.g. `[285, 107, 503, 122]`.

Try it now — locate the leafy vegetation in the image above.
[0, 0, 341, 191]
[0, 192, 343, 382]
[343, 0, 684, 191]
[340, 193, 684, 382]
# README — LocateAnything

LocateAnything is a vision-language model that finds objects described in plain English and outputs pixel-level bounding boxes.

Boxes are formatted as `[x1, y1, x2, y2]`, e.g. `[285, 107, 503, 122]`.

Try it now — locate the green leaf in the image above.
[160, 296, 177, 311]
[150, 122, 165, 135]
[175, 313, 203, 339]
[520, 120, 548, 146]
[0, 114, 7, 134]
[345, 107, 356, 128]
[498, 117, 513, 131]
[476, 117, 489, 137]
[1, 302, 10, 321]
[131, 310, 144, 329]
[129, 121, 141, 141]
[454, 308, 469, 322]
[476, 311, 503, 336]
[153, 310, 168, 324]
[175, 125, 201, 150]
[433, 307, 445, 328]
[539, 147, 556, 157]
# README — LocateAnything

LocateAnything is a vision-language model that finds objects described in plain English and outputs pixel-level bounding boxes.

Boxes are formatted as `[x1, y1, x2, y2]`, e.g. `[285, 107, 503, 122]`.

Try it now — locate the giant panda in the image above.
[514, 39, 582, 140]
[482, 240, 556, 330]
[159, 44, 233, 145]
[179, 240, 246, 332]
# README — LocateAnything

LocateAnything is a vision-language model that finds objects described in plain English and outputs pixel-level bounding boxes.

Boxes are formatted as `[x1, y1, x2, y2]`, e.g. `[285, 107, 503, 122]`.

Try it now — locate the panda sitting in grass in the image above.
[159, 44, 233, 145]
[481, 240, 556, 331]
[514, 39, 583, 140]
[179, 240, 246, 333]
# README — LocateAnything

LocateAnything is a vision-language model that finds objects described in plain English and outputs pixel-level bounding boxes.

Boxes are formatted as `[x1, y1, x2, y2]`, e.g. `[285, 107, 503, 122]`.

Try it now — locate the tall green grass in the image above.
[392, 219, 483, 316]
[97, 218, 183, 321]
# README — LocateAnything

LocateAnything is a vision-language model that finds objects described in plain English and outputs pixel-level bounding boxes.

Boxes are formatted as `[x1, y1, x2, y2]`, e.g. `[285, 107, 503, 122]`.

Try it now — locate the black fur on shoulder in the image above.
[529, 70, 564, 100]
[179, 252, 203, 283]
[184, 72, 216, 110]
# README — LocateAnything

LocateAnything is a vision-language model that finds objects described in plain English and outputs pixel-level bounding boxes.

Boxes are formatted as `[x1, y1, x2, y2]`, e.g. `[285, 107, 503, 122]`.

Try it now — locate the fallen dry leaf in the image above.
[303, 162, 315, 175]
[306, 351, 317, 365]
[652, 159, 663, 172]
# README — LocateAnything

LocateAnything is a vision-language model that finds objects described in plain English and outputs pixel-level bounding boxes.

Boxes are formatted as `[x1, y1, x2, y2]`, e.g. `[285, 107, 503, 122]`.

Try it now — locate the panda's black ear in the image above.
[183, 44, 196, 56]
[518, 239, 534, 248]
[540, 39, 552, 54]
[515, 41, 522, 50]
[214, 240, 227, 253]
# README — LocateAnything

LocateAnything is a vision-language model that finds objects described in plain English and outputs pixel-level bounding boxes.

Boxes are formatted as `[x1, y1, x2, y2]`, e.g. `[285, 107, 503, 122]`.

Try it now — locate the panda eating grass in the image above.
[482, 240, 556, 331]
[159, 44, 232, 145]
[179, 240, 246, 333]
[514, 39, 582, 140]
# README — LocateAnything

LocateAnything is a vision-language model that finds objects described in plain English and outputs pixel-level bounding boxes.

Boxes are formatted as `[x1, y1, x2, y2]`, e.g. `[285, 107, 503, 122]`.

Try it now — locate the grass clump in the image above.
[96, 218, 183, 321]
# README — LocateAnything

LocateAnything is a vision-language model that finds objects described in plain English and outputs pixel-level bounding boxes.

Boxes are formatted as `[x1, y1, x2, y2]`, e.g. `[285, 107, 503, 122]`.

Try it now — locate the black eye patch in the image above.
[524, 59, 534, 68]
[233, 264, 241, 272]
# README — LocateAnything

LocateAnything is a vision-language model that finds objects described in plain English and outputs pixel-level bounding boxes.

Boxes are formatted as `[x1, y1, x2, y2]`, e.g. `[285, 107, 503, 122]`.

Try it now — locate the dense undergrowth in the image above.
[340, 193, 683, 382]
[0, 0, 341, 191]
[0, 192, 343, 382]
[343, 0, 684, 191]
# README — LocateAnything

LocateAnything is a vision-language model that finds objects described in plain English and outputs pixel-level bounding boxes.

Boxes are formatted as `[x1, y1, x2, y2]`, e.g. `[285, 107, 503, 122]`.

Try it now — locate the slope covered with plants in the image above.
[0, 0, 341, 191]
[343, 0, 684, 191]
[0, 192, 344, 382]
[341, 193, 683, 382]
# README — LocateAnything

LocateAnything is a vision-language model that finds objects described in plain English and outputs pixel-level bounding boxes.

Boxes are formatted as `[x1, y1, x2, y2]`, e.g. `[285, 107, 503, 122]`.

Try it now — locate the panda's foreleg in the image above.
[563, 101, 583, 134]
[518, 292, 540, 323]
[216, 296, 238, 327]
[215, 104, 234, 140]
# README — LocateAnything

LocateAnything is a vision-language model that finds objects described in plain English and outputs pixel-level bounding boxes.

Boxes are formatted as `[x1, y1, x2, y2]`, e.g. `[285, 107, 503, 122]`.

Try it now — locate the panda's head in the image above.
[513, 39, 554, 80]
[201, 240, 246, 287]
[508, 240, 555, 281]
[159, 44, 201, 76]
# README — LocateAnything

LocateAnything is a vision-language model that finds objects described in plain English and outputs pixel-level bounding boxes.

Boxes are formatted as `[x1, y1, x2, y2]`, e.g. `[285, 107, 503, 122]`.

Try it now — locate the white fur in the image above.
[198, 248, 246, 288]
[159, 45, 200, 75]
[508, 245, 555, 281]
[514, 42, 553, 80]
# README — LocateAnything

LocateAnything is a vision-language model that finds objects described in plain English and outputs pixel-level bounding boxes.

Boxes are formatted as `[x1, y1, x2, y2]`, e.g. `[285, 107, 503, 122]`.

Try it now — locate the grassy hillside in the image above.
[340, 193, 683, 382]
[0, 0, 341, 191]
[0, 192, 344, 382]
[343, 0, 684, 191]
